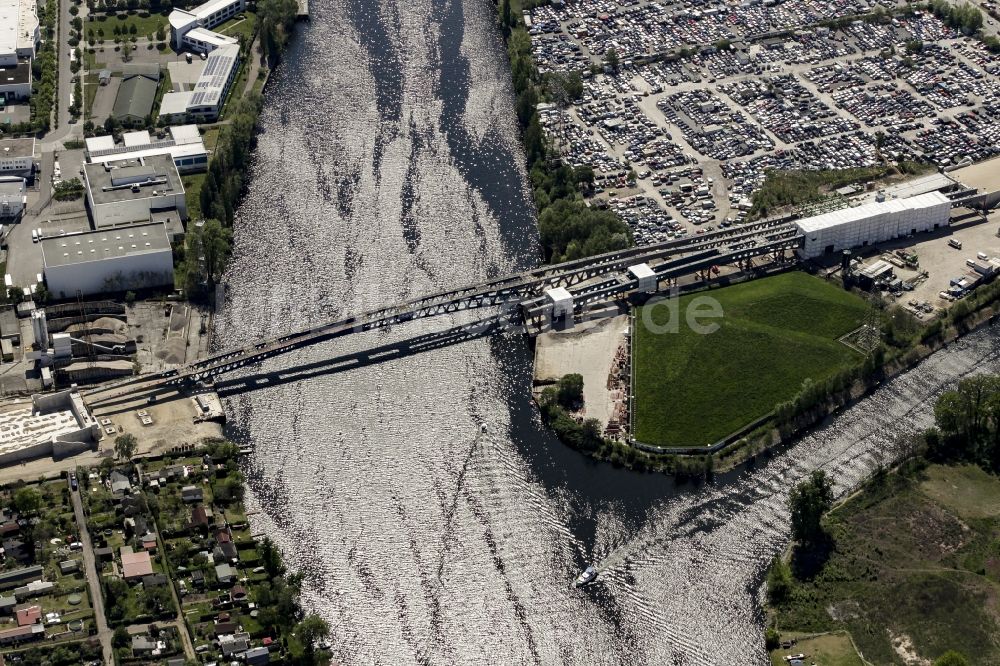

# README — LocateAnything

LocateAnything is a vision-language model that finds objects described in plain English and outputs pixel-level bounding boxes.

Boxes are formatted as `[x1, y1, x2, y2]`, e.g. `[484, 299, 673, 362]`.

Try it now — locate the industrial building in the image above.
[0, 176, 25, 219]
[0, 138, 33, 176]
[41, 222, 174, 297]
[795, 190, 952, 259]
[159, 43, 240, 123]
[169, 0, 244, 53]
[0, 60, 31, 102]
[0, 389, 99, 466]
[112, 65, 161, 125]
[85, 125, 208, 174]
[0, 0, 38, 65]
[951, 156, 1000, 212]
[82, 154, 186, 228]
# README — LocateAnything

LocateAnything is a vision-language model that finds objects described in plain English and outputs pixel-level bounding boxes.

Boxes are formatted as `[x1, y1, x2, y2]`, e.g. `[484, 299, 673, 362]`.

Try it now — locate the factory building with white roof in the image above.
[41, 223, 174, 297]
[0, 0, 39, 65]
[162, 0, 243, 124]
[84, 125, 208, 174]
[794, 190, 952, 259]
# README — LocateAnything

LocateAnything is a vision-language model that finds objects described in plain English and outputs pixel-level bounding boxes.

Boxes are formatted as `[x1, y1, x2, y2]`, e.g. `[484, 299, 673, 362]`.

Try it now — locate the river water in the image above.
[211, 0, 1000, 663]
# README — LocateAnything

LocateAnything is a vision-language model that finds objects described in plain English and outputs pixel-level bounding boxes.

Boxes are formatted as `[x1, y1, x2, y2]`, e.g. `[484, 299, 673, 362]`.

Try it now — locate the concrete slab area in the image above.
[166, 59, 205, 89]
[534, 314, 629, 427]
[90, 76, 120, 127]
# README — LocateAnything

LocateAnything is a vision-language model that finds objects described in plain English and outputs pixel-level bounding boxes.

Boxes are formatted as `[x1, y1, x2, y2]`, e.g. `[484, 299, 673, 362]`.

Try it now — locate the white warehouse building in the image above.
[41, 223, 174, 297]
[795, 190, 951, 259]
[0, 0, 39, 65]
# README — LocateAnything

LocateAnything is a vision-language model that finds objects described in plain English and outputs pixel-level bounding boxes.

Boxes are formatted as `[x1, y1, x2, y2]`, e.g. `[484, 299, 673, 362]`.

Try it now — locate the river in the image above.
[211, 0, 1000, 663]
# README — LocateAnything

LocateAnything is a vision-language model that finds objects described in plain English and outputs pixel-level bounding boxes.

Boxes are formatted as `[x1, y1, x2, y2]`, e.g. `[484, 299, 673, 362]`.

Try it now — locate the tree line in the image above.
[926, 374, 1000, 472]
[498, 1, 632, 263]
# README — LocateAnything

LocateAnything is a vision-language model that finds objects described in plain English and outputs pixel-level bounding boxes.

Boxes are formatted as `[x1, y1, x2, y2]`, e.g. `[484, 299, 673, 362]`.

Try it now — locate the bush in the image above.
[766, 557, 792, 603]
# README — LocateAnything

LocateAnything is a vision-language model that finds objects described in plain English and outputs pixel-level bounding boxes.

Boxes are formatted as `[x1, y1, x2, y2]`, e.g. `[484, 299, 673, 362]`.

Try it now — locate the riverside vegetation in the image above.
[765, 374, 1000, 664]
[178, 0, 298, 300]
[498, 0, 633, 264]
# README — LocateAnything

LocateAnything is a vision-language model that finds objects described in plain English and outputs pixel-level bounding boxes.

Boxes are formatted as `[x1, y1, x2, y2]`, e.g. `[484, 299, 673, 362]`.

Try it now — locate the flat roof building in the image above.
[0, 0, 39, 65]
[85, 125, 208, 174]
[0, 60, 31, 101]
[795, 190, 951, 259]
[0, 138, 33, 176]
[952, 155, 1000, 211]
[169, 0, 244, 53]
[41, 222, 174, 297]
[82, 154, 186, 227]
[160, 43, 240, 123]
[0, 176, 25, 219]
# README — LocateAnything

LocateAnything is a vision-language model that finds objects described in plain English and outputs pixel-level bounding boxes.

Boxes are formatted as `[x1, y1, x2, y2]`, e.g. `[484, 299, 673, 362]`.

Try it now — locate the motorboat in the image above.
[575, 566, 598, 587]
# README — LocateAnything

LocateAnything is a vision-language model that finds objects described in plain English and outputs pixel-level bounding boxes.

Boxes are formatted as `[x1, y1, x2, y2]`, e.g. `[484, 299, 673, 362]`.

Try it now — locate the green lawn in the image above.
[769, 632, 864, 666]
[771, 464, 1000, 663]
[633, 272, 866, 447]
[88, 11, 168, 39]
[216, 11, 257, 41]
[182, 172, 206, 221]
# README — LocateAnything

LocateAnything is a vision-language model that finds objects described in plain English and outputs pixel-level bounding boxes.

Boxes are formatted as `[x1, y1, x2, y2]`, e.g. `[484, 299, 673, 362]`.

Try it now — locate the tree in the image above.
[295, 613, 330, 664]
[556, 373, 584, 410]
[258, 0, 298, 65]
[498, 0, 512, 36]
[200, 219, 232, 284]
[155, 24, 165, 42]
[114, 433, 138, 462]
[112, 625, 129, 647]
[788, 470, 834, 545]
[12, 487, 42, 516]
[121, 41, 133, 62]
[934, 652, 970, 666]
[603, 47, 619, 73]
[260, 537, 285, 577]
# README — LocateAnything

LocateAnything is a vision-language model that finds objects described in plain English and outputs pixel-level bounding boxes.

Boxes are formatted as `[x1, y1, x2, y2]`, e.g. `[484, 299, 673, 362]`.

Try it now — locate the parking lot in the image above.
[523, 3, 1000, 243]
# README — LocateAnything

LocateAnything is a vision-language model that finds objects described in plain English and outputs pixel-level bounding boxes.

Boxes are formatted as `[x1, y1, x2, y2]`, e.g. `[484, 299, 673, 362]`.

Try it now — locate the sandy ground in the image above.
[533, 314, 628, 426]
[87, 387, 223, 450]
[0, 386, 222, 483]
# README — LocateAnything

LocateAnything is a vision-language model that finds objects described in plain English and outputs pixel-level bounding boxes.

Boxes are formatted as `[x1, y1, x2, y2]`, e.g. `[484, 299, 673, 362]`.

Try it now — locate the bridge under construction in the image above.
[83, 218, 804, 406]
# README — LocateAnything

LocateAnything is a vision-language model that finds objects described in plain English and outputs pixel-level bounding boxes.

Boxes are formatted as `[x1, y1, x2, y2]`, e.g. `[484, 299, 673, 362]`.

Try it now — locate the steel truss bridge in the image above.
[84, 219, 803, 404]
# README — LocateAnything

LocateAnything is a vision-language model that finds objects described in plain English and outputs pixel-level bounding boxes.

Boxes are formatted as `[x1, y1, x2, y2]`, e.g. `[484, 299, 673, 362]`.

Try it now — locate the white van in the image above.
[31, 229, 38, 243]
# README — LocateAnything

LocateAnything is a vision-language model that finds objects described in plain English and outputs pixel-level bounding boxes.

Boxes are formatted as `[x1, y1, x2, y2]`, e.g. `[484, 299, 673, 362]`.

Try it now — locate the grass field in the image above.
[182, 172, 207, 221]
[632, 272, 866, 447]
[771, 464, 1000, 664]
[769, 632, 864, 666]
[88, 11, 169, 39]
[217, 11, 257, 41]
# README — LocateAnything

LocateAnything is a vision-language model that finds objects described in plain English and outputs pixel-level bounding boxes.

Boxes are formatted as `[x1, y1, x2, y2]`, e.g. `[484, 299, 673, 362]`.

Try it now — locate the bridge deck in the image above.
[84, 219, 802, 403]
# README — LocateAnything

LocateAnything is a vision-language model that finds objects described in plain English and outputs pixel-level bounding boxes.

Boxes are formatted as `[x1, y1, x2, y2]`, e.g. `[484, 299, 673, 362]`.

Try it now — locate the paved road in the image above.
[43, 0, 84, 150]
[69, 480, 114, 666]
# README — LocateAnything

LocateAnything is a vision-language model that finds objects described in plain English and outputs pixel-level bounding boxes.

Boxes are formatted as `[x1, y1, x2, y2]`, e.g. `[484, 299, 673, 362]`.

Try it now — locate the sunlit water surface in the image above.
[213, 0, 1000, 662]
